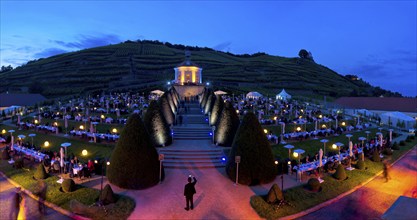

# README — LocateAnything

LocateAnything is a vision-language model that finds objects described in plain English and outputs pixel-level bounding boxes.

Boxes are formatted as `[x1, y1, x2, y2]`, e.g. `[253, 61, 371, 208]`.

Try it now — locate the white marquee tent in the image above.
[246, 91, 263, 99]
[380, 111, 416, 130]
[276, 89, 292, 101]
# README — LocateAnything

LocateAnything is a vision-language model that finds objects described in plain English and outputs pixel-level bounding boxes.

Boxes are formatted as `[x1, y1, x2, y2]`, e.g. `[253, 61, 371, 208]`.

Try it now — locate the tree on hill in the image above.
[144, 101, 172, 147]
[158, 94, 175, 125]
[215, 101, 240, 146]
[225, 112, 276, 185]
[210, 95, 224, 126]
[299, 49, 309, 59]
[107, 113, 161, 189]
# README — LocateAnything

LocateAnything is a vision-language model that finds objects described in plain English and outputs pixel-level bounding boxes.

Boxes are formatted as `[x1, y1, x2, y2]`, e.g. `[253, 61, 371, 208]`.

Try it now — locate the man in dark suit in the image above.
[184, 176, 197, 211]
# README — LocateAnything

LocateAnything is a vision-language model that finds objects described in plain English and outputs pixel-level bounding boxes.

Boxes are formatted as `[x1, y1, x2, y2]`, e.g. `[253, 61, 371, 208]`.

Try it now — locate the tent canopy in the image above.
[246, 91, 263, 99]
[276, 89, 292, 100]
[214, 90, 227, 95]
[150, 90, 165, 95]
[380, 111, 416, 130]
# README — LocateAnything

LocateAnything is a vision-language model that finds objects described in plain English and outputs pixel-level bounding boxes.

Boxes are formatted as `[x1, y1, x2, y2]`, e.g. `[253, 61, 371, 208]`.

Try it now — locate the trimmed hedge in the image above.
[333, 164, 347, 180]
[158, 94, 175, 125]
[307, 178, 320, 192]
[144, 101, 172, 147]
[34, 164, 48, 180]
[226, 112, 276, 185]
[210, 95, 224, 126]
[215, 101, 240, 146]
[382, 148, 393, 155]
[107, 114, 161, 189]
[204, 93, 215, 115]
[62, 179, 76, 193]
[266, 183, 284, 203]
[372, 150, 381, 162]
[99, 184, 116, 205]
[356, 160, 365, 170]
[399, 141, 406, 146]
[391, 142, 400, 150]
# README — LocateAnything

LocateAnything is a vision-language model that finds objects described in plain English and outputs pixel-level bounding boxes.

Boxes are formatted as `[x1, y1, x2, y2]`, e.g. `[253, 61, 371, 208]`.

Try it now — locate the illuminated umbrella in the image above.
[61, 142, 71, 158]
[283, 144, 294, 159]
[28, 134, 36, 147]
[320, 139, 329, 155]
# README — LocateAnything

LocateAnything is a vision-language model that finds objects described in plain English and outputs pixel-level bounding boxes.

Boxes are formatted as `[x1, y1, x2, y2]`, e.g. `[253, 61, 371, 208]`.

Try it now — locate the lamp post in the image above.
[235, 156, 241, 185]
[159, 154, 164, 184]
[95, 159, 110, 198]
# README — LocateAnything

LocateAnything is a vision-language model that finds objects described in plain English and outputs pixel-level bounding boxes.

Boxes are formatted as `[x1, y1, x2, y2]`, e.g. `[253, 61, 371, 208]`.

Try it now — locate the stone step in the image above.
[159, 149, 222, 153]
[163, 163, 225, 169]
[173, 136, 212, 140]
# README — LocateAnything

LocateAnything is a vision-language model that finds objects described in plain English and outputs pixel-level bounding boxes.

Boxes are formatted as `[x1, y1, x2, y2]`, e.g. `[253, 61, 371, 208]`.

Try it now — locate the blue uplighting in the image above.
[209, 132, 213, 136]
[171, 132, 174, 135]
[221, 157, 226, 161]
[205, 118, 208, 121]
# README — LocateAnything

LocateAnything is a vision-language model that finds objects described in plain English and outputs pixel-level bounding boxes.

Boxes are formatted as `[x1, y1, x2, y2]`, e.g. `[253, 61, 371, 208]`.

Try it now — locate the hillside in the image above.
[0, 40, 398, 99]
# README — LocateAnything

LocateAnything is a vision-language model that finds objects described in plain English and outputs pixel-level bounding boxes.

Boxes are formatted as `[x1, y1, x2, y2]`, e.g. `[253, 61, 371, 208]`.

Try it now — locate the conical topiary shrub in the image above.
[210, 95, 224, 126]
[159, 94, 175, 125]
[307, 178, 321, 192]
[107, 113, 161, 189]
[99, 184, 116, 205]
[266, 183, 283, 203]
[226, 112, 276, 185]
[166, 92, 177, 114]
[62, 179, 76, 192]
[372, 150, 381, 162]
[144, 101, 172, 147]
[200, 88, 210, 108]
[1, 149, 10, 160]
[391, 142, 400, 150]
[215, 102, 240, 146]
[333, 164, 347, 180]
[34, 164, 48, 180]
[356, 160, 365, 170]
[204, 93, 215, 115]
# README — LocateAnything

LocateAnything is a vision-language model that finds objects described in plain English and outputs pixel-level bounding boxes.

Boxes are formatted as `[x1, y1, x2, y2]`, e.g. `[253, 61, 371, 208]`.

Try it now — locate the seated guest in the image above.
[87, 159, 95, 173]
[73, 156, 79, 164]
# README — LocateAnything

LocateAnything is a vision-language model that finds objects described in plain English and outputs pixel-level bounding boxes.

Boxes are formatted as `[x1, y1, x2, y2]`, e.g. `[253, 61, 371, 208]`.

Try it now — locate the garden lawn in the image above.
[21, 116, 125, 134]
[271, 128, 384, 161]
[0, 160, 135, 220]
[250, 137, 417, 219]
[0, 125, 114, 163]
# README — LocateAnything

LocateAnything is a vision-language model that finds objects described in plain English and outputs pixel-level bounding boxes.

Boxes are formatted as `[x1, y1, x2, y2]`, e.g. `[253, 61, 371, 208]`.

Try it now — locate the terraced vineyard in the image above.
[0, 40, 395, 99]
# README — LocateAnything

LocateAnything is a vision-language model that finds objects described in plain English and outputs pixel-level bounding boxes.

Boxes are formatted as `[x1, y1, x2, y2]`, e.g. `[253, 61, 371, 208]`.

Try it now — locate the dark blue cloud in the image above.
[52, 34, 122, 49]
[34, 48, 68, 58]
[212, 41, 232, 51]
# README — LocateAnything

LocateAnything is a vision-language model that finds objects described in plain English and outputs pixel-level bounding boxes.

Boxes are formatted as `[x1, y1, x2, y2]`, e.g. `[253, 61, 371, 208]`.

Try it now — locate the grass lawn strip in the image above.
[250, 137, 417, 219]
[0, 160, 135, 220]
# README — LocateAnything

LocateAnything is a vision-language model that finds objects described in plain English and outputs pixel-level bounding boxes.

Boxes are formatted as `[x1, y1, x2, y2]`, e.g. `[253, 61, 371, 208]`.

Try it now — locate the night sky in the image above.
[1, 1, 416, 96]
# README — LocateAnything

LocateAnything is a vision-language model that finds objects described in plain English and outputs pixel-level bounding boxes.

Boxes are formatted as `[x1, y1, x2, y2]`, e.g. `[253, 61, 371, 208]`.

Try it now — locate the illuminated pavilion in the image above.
[173, 51, 202, 85]
[173, 51, 205, 100]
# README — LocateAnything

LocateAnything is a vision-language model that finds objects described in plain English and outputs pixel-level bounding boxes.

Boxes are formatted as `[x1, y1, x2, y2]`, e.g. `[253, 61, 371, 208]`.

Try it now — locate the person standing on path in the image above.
[383, 159, 391, 182]
[184, 176, 197, 211]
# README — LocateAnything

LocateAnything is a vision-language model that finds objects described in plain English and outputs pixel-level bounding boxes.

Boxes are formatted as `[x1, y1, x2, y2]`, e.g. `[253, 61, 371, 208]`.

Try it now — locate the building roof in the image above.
[0, 93, 47, 107]
[175, 60, 201, 68]
[333, 97, 417, 113]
